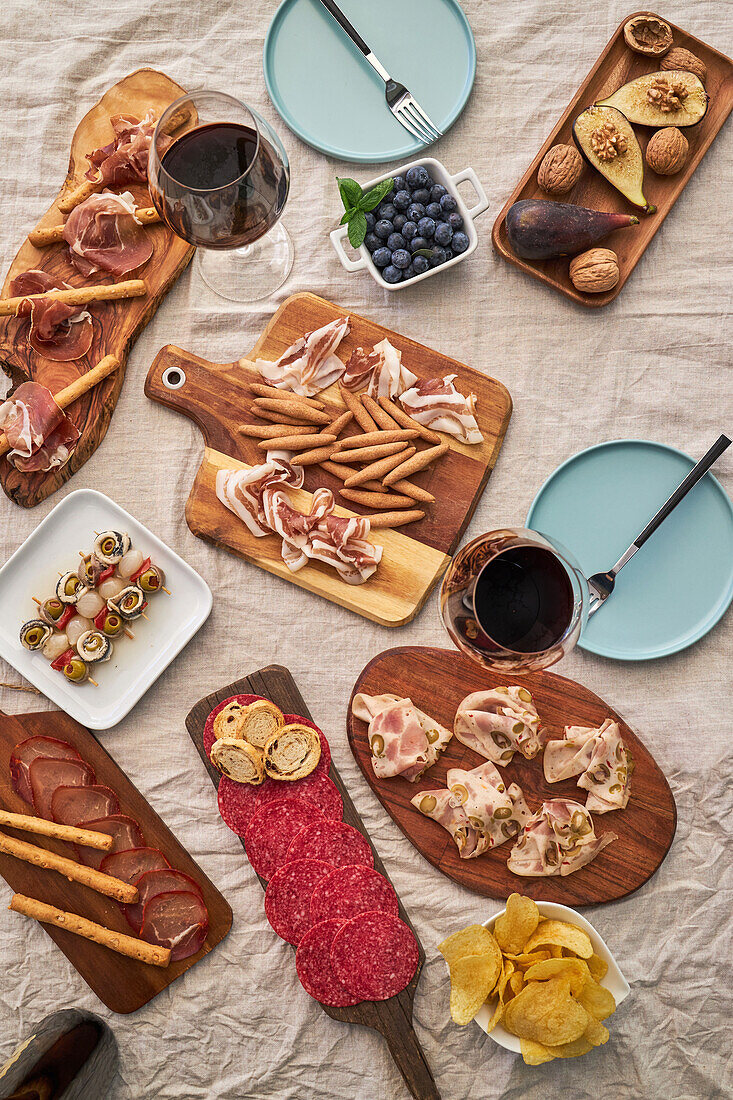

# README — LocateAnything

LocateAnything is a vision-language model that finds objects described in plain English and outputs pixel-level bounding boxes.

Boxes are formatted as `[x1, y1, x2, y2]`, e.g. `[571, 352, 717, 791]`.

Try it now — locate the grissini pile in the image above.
[331, 441, 408, 464]
[248, 383, 325, 409]
[383, 443, 450, 487]
[252, 399, 331, 425]
[362, 393, 399, 430]
[343, 447, 417, 489]
[339, 384, 378, 432]
[238, 424, 316, 439]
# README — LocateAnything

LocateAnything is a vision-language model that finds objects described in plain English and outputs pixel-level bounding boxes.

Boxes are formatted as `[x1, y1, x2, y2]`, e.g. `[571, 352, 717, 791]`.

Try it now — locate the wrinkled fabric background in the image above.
[0, 1, 731, 1098]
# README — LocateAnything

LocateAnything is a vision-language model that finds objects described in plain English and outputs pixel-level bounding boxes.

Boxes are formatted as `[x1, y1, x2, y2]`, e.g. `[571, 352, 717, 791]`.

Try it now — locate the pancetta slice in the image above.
[446, 761, 533, 848]
[85, 110, 167, 187]
[9, 271, 93, 363]
[544, 719, 632, 813]
[63, 190, 153, 276]
[351, 692, 452, 782]
[507, 798, 617, 877]
[398, 375, 483, 444]
[454, 687, 542, 765]
[256, 317, 351, 396]
[411, 788, 487, 859]
[0, 380, 80, 472]
[342, 338, 417, 399]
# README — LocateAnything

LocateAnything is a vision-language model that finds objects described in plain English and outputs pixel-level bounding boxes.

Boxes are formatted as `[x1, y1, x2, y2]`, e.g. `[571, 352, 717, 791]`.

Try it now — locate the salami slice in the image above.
[75, 814, 144, 869]
[244, 798, 324, 881]
[283, 772, 342, 821]
[264, 859, 334, 945]
[286, 820, 374, 871]
[10, 736, 82, 803]
[283, 713, 331, 775]
[330, 911, 420, 1001]
[217, 774, 282, 836]
[122, 868, 204, 933]
[203, 694, 264, 757]
[100, 846, 170, 883]
[29, 757, 95, 819]
[140, 890, 209, 962]
[310, 865, 399, 926]
[296, 918, 362, 1006]
[51, 784, 119, 826]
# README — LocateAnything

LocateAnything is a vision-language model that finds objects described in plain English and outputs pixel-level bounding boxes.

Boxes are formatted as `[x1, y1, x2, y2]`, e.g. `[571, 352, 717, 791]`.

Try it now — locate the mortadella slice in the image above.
[10, 737, 83, 804]
[140, 890, 209, 962]
[28, 757, 95, 819]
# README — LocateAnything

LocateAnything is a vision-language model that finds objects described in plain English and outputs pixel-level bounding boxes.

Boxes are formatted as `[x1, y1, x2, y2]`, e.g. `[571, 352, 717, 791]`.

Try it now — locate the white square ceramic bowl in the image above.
[474, 901, 631, 1052]
[329, 156, 488, 290]
[0, 489, 212, 730]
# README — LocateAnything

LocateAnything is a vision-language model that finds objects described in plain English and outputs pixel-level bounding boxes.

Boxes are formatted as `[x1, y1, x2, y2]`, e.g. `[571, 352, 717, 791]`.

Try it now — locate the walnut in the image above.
[661, 47, 707, 84]
[569, 248, 620, 293]
[645, 127, 689, 175]
[647, 77, 689, 112]
[623, 14, 673, 56]
[537, 144, 584, 194]
[590, 123, 629, 161]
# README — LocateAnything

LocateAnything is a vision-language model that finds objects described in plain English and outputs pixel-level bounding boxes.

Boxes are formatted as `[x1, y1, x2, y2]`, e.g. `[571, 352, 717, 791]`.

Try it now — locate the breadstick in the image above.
[323, 410, 353, 436]
[366, 510, 425, 528]
[58, 178, 100, 214]
[252, 408, 320, 426]
[343, 447, 416, 489]
[362, 394, 399, 430]
[339, 489, 418, 509]
[248, 383, 325, 409]
[0, 279, 146, 316]
[378, 395, 442, 444]
[9, 894, 170, 968]
[334, 429, 419, 451]
[0, 809, 114, 851]
[237, 424, 315, 439]
[331, 441, 408, 464]
[382, 443, 450, 487]
[29, 208, 160, 248]
[257, 433, 337, 451]
[387, 478, 436, 503]
[290, 445, 339, 466]
[252, 399, 331, 425]
[319, 460, 380, 487]
[339, 384, 378, 432]
[0, 832, 137, 903]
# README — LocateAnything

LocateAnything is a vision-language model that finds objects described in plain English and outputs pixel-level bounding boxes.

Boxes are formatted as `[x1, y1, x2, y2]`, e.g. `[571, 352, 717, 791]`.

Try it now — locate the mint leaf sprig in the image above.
[337, 176, 394, 249]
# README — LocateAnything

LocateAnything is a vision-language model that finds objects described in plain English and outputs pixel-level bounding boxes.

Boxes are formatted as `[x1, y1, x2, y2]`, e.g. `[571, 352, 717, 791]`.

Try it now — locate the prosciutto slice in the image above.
[216, 458, 381, 585]
[507, 798, 617, 878]
[10, 736, 82, 804]
[411, 789, 487, 859]
[544, 719, 632, 814]
[342, 338, 417, 399]
[85, 110, 165, 187]
[63, 190, 153, 276]
[256, 317, 351, 396]
[446, 761, 533, 848]
[0, 380, 80, 472]
[398, 375, 483, 444]
[454, 687, 542, 765]
[9, 271, 93, 363]
[351, 692, 452, 782]
[140, 890, 209, 962]
[28, 756, 95, 819]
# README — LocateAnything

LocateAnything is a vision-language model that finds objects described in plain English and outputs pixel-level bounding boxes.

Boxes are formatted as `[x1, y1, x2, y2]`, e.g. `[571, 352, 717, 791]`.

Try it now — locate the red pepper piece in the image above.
[57, 606, 77, 631]
[130, 557, 151, 583]
[51, 647, 76, 672]
[96, 565, 116, 585]
[93, 608, 108, 630]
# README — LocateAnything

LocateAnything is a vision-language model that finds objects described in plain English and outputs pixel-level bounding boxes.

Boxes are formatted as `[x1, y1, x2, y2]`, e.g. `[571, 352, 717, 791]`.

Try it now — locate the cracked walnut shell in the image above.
[646, 127, 689, 174]
[569, 248, 620, 293]
[623, 13, 673, 56]
[537, 145, 584, 194]
[661, 47, 707, 84]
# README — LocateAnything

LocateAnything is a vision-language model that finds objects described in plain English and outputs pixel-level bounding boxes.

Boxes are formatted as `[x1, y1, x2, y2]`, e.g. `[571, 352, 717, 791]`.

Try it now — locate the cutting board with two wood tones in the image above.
[347, 647, 676, 905]
[0, 708, 232, 1013]
[186, 665, 440, 1100]
[0, 69, 194, 509]
[145, 292, 512, 627]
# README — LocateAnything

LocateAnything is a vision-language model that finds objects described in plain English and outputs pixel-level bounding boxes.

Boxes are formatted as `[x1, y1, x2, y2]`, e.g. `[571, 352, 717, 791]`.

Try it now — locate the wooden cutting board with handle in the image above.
[0, 708, 232, 1013]
[145, 292, 511, 627]
[347, 646, 676, 906]
[0, 69, 194, 508]
[186, 665, 441, 1100]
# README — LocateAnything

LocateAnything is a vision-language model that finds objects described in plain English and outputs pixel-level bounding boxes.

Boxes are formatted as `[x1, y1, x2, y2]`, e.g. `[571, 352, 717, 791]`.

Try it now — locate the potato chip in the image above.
[523, 920, 594, 959]
[438, 924, 501, 969]
[520, 1038, 556, 1065]
[546, 1036, 594, 1058]
[524, 957, 589, 997]
[504, 977, 589, 1045]
[577, 977, 616, 1021]
[448, 952, 502, 1025]
[504, 950, 551, 966]
[587, 953, 609, 982]
[484, 995, 504, 1033]
[494, 893, 540, 955]
[584, 1018, 610, 1047]
[509, 971, 525, 996]
[548, 945, 563, 958]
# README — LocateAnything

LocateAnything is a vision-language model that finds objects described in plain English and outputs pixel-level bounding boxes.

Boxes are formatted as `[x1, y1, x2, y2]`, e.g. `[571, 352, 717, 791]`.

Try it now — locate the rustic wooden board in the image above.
[0, 69, 195, 508]
[347, 646, 676, 906]
[145, 292, 511, 626]
[0, 708, 232, 1013]
[186, 666, 441, 1100]
[492, 12, 733, 306]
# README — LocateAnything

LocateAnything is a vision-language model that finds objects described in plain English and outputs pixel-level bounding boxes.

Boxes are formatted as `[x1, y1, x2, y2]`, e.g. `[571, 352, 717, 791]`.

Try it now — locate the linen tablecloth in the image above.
[0, 1, 731, 1097]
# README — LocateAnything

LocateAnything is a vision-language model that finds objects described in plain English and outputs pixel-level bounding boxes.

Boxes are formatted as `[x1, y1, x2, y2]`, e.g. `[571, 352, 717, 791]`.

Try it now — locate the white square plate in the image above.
[0, 490, 212, 730]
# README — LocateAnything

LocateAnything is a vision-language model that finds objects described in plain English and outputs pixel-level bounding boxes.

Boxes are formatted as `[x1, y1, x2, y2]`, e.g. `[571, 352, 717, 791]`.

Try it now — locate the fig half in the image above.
[574, 106, 656, 214]
[596, 71, 708, 128]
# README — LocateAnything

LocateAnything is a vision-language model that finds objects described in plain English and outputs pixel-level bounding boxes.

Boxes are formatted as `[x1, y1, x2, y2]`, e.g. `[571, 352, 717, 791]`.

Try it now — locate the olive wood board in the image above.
[186, 665, 441, 1100]
[145, 292, 511, 627]
[492, 11, 733, 306]
[0, 708, 232, 1013]
[0, 68, 195, 508]
[347, 646, 676, 905]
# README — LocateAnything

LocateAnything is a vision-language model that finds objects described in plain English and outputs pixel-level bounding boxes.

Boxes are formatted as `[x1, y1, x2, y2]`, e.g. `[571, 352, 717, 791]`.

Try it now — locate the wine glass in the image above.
[439, 528, 589, 673]
[148, 90, 293, 303]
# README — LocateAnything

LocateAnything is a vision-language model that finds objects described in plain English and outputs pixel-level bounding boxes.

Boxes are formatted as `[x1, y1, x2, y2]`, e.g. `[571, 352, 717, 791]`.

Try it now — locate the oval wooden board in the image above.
[347, 646, 676, 905]
[0, 69, 195, 508]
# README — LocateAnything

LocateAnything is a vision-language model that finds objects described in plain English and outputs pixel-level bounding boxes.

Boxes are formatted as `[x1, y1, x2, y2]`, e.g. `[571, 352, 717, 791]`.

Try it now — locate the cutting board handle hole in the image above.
[162, 366, 186, 390]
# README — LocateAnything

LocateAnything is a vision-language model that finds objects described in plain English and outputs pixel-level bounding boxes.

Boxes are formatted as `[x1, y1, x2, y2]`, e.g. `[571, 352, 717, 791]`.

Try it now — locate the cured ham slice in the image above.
[0, 380, 80, 473]
[10, 736, 82, 804]
[454, 687, 542, 765]
[140, 890, 209, 962]
[545, 719, 632, 814]
[351, 692, 452, 782]
[85, 110, 166, 187]
[122, 868, 204, 933]
[75, 814, 144, 870]
[399, 375, 483, 444]
[50, 784, 119, 825]
[256, 317, 351, 396]
[446, 762, 533, 848]
[28, 757, 95, 819]
[63, 190, 153, 276]
[507, 798, 617, 878]
[99, 846, 170, 884]
[342, 338, 417, 399]
[8, 271, 93, 363]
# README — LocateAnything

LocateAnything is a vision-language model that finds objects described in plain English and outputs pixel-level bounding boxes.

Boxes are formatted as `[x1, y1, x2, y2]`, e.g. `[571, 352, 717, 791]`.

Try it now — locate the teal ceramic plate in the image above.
[526, 440, 733, 661]
[263, 0, 476, 162]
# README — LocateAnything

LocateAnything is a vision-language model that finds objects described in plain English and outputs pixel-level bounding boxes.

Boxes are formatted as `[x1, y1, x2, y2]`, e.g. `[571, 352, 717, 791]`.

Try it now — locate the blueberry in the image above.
[401, 220, 418, 240]
[409, 236, 428, 253]
[405, 165, 429, 189]
[430, 183, 447, 202]
[440, 193, 457, 213]
[378, 202, 396, 222]
[372, 246, 392, 268]
[392, 175, 406, 193]
[429, 247, 447, 268]
[444, 248, 454, 260]
[383, 189, 395, 204]
[387, 232, 406, 251]
[452, 231, 469, 254]
[434, 221, 453, 246]
[374, 219, 393, 239]
[447, 212, 464, 230]
[382, 264, 402, 284]
[392, 213, 407, 231]
[391, 248, 411, 270]
[407, 203, 425, 222]
[425, 202, 442, 220]
[364, 232, 380, 252]
[393, 189, 411, 211]
[402, 263, 417, 280]
[364, 212, 376, 232]
[417, 217, 436, 239]
[411, 188, 431, 206]
[412, 254, 430, 275]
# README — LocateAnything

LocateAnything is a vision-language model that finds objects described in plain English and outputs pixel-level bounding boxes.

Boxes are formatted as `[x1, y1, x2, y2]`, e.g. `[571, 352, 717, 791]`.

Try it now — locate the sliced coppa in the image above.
[310, 865, 399, 926]
[264, 859, 334, 945]
[330, 911, 420, 1001]
[100, 846, 171, 883]
[122, 868, 205, 933]
[29, 756, 95, 819]
[140, 890, 209, 962]
[11, 737, 83, 804]
[286, 820, 374, 871]
[283, 713, 331, 775]
[74, 814, 144, 870]
[203, 693, 265, 757]
[51, 784, 120, 826]
[244, 798, 324, 881]
[296, 918, 361, 1007]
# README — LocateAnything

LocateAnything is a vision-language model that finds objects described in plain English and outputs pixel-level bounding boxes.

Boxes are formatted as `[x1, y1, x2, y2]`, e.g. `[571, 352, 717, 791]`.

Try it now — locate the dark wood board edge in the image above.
[185, 667, 441, 1100]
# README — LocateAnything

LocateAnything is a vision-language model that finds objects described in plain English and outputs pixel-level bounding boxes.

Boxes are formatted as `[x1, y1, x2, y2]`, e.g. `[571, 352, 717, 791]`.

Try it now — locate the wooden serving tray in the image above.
[146, 292, 511, 627]
[0, 69, 194, 508]
[0, 708, 232, 1013]
[186, 666, 440, 1100]
[347, 646, 676, 905]
[492, 12, 733, 306]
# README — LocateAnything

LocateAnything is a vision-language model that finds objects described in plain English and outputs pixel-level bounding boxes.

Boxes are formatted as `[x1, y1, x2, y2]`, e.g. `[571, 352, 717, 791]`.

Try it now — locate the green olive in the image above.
[615, 743, 625, 761]
[64, 576, 80, 597]
[419, 794, 437, 814]
[493, 806, 513, 820]
[24, 626, 45, 646]
[63, 658, 88, 683]
[609, 783, 623, 794]
[102, 614, 123, 637]
[545, 843, 559, 865]
[500, 750, 514, 762]
[42, 598, 64, 622]
[491, 731, 511, 749]
[101, 536, 116, 555]
[517, 688, 532, 704]
[501, 819, 520, 838]
[138, 568, 160, 593]
[370, 734, 385, 756]
[512, 721, 525, 735]
[571, 810, 592, 836]
[468, 815, 484, 829]
[451, 783, 468, 806]
[425, 727, 440, 745]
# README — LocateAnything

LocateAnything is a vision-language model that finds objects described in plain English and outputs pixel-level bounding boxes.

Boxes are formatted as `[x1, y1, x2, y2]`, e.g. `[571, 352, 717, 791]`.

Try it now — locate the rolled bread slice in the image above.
[213, 701, 248, 741]
[239, 700, 285, 749]
[264, 723, 321, 781]
[210, 738, 265, 785]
